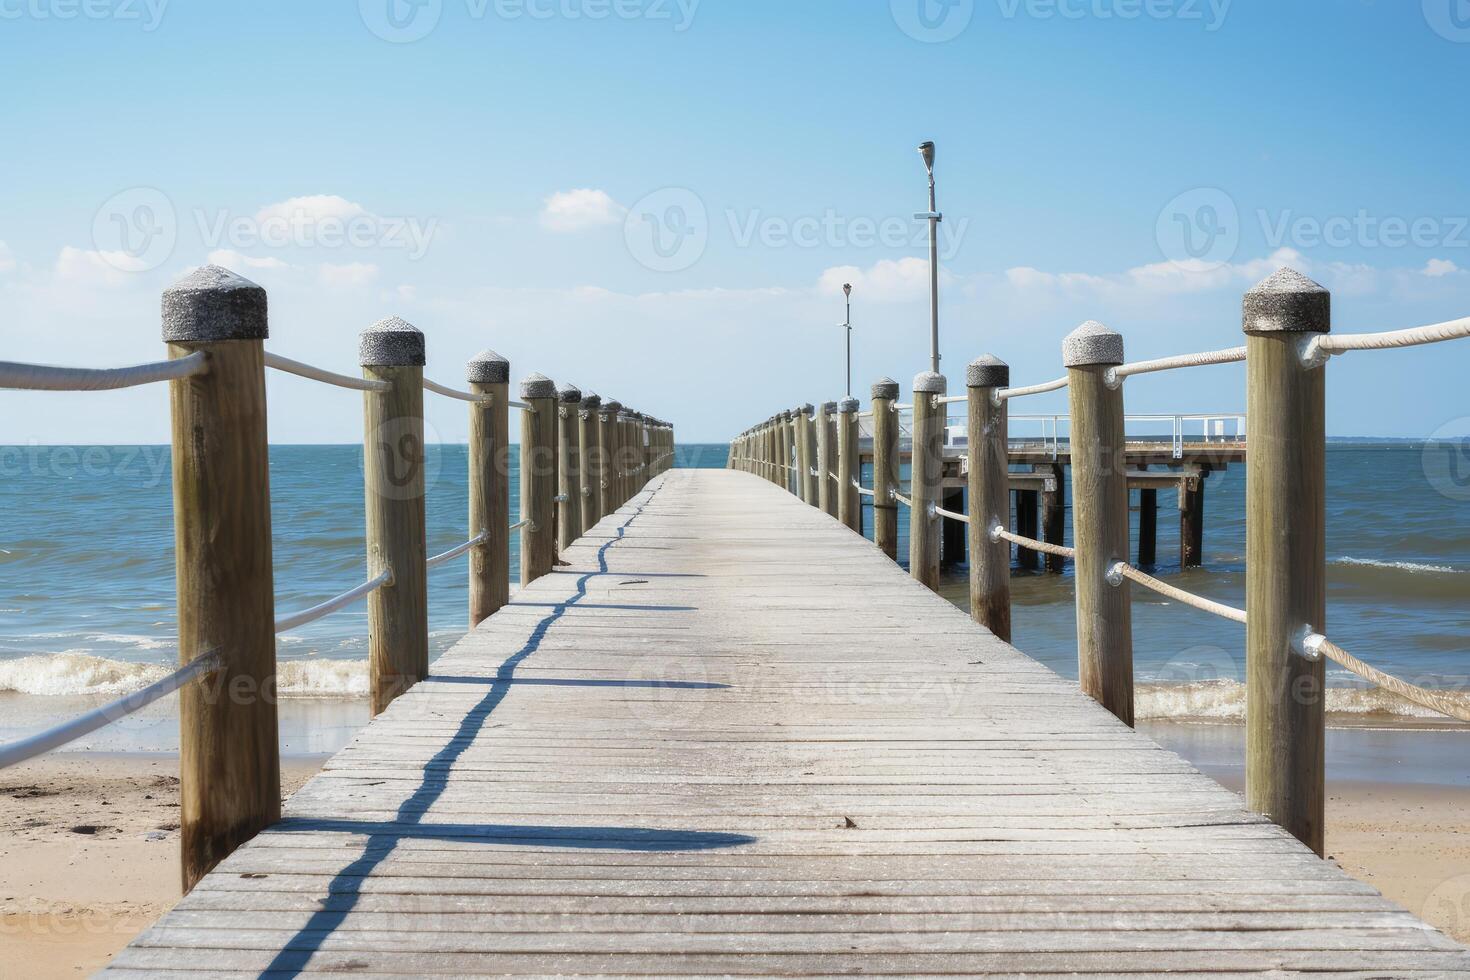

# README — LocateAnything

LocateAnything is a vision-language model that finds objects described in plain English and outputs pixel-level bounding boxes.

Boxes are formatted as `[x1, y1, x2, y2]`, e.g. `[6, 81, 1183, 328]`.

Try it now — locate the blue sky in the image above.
[2, 0, 1468, 443]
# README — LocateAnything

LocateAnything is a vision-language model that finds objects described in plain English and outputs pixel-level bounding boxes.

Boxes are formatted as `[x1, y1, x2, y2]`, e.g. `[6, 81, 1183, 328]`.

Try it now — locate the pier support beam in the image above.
[468, 350, 510, 626]
[520, 374, 558, 584]
[871, 379, 901, 561]
[1065, 321, 1134, 728]
[1180, 465, 1208, 568]
[360, 317, 430, 718]
[165, 266, 279, 893]
[909, 372, 946, 592]
[1015, 489, 1040, 571]
[966, 356, 1011, 641]
[1042, 462, 1067, 574]
[1245, 268, 1329, 856]
[1138, 464, 1157, 568]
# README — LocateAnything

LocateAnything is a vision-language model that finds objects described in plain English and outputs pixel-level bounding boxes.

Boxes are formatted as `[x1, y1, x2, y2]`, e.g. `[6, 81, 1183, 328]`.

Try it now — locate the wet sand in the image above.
[2, 748, 1467, 976]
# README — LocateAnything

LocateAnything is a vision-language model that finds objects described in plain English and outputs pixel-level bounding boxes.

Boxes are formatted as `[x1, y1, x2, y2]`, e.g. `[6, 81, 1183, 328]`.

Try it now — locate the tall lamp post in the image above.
[917, 140, 941, 374]
[842, 282, 853, 397]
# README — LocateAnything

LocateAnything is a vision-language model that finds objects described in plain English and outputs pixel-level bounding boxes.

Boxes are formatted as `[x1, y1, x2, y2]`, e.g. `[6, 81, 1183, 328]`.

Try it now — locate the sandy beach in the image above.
[1, 750, 1466, 976]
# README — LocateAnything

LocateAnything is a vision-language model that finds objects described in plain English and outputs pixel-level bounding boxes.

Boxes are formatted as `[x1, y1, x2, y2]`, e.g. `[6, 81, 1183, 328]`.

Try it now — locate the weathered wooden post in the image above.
[1180, 465, 1209, 567]
[799, 404, 819, 505]
[556, 382, 583, 550]
[468, 349, 510, 626]
[816, 402, 836, 516]
[164, 266, 278, 892]
[909, 372, 946, 592]
[871, 378, 901, 560]
[776, 410, 791, 493]
[619, 408, 636, 501]
[1244, 268, 1329, 855]
[793, 407, 812, 504]
[520, 373, 557, 584]
[837, 397, 861, 532]
[599, 400, 620, 516]
[788, 410, 801, 495]
[1065, 321, 1133, 727]
[360, 316, 430, 718]
[966, 356, 1011, 641]
[579, 391, 602, 531]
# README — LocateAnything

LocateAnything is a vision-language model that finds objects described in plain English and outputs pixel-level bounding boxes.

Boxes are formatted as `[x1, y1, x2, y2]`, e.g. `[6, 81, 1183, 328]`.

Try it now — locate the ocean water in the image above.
[0, 441, 1465, 745]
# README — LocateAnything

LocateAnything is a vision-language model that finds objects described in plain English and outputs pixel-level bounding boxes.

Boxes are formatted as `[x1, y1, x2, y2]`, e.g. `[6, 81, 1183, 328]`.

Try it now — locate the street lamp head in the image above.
[918, 140, 935, 175]
[843, 282, 852, 298]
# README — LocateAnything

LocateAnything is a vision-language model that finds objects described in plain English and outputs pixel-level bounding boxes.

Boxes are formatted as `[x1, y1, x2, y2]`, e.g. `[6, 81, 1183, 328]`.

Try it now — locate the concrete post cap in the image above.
[1243, 267, 1331, 335]
[820, 401, 837, 414]
[871, 377, 900, 400]
[359, 315, 426, 367]
[580, 391, 602, 409]
[466, 349, 509, 384]
[838, 397, 860, 413]
[1062, 320, 1124, 368]
[556, 381, 582, 403]
[801, 403, 815, 416]
[519, 373, 556, 399]
[966, 355, 1009, 388]
[912, 371, 946, 394]
[162, 265, 268, 343]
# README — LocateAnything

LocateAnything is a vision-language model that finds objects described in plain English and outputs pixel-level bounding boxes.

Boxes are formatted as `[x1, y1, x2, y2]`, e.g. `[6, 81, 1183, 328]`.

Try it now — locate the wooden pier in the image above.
[105, 468, 1469, 976]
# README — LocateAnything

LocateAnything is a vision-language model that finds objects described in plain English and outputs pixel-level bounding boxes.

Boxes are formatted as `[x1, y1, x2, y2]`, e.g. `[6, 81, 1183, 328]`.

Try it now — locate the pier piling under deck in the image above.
[107, 469, 1469, 977]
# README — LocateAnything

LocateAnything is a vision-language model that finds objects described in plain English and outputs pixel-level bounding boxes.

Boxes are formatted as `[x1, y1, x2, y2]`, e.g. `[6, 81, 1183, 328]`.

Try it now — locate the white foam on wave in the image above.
[1332, 557, 1460, 574]
[1138, 679, 1470, 722]
[0, 653, 369, 699]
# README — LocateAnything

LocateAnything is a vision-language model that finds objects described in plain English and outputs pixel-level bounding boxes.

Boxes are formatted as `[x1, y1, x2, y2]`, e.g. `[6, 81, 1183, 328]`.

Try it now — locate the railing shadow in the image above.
[259, 482, 749, 976]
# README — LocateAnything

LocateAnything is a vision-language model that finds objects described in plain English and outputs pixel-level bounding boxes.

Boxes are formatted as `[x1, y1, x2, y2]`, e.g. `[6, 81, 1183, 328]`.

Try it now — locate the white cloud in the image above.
[206, 249, 290, 271]
[53, 246, 147, 287]
[1004, 248, 1306, 298]
[0, 240, 14, 273]
[318, 262, 380, 289]
[539, 189, 626, 232]
[380, 284, 417, 303]
[255, 194, 368, 227]
[1423, 258, 1461, 278]
[819, 257, 938, 302]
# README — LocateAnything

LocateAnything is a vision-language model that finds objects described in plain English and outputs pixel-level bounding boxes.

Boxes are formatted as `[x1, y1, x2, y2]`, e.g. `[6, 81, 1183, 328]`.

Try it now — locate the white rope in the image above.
[997, 376, 1069, 402]
[893, 402, 913, 412]
[934, 505, 969, 524]
[1300, 635, 1470, 723]
[856, 486, 875, 498]
[264, 352, 389, 392]
[275, 570, 392, 633]
[893, 492, 913, 509]
[1108, 561, 1247, 624]
[1306, 316, 1470, 363]
[1107, 346, 1247, 385]
[509, 518, 531, 533]
[0, 649, 225, 770]
[828, 471, 840, 482]
[510, 400, 532, 411]
[990, 525, 1076, 559]
[424, 378, 490, 403]
[426, 531, 487, 570]
[935, 394, 967, 406]
[0, 351, 208, 391]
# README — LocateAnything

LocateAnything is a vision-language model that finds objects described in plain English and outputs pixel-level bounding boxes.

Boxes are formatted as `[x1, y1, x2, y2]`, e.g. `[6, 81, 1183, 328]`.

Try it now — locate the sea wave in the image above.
[1137, 679, 1470, 722]
[0, 653, 369, 698]
[1332, 557, 1460, 574]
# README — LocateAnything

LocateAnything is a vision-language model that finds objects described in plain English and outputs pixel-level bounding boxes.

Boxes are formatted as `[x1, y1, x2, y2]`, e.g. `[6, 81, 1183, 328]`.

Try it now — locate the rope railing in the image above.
[1108, 561, 1247, 624]
[0, 351, 209, 391]
[426, 531, 488, 570]
[934, 503, 968, 523]
[509, 518, 531, 533]
[423, 377, 490, 403]
[1297, 633, 1470, 723]
[0, 649, 225, 771]
[996, 375, 1069, 403]
[892, 491, 913, 509]
[1304, 315, 1470, 365]
[263, 351, 389, 392]
[990, 524, 1076, 559]
[856, 486, 875, 498]
[1106, 346, 1248, 386]
[274, 569, 393, 633]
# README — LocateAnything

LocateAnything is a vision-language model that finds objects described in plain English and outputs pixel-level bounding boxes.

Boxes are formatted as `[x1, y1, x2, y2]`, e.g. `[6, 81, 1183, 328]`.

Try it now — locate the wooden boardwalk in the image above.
[107, 468, 1469, 977]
